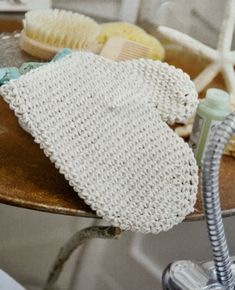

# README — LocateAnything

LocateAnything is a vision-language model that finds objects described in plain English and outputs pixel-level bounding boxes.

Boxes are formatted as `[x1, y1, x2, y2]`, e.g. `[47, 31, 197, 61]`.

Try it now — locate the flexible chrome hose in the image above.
[202, 112, 235, 290]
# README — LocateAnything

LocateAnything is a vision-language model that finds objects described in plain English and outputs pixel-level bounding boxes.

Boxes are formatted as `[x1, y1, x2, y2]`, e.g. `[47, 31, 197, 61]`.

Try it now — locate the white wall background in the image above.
[0, 204, 95, 290]
[2, 203, 235, 290]
[1, 1, 235, 290]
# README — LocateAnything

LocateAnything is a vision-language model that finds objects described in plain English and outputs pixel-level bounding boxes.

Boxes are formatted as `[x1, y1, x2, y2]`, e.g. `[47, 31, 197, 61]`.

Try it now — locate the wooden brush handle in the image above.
[20, 30, 57, 60]
[20, 30, 103, 60]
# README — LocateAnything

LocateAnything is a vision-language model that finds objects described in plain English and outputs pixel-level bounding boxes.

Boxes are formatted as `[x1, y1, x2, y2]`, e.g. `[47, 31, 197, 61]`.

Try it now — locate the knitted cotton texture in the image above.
[0, 52, 198, 234]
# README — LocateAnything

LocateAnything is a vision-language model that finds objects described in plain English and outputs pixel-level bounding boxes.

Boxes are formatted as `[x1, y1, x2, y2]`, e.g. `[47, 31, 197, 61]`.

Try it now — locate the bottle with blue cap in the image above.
[189, 88, 231, 166]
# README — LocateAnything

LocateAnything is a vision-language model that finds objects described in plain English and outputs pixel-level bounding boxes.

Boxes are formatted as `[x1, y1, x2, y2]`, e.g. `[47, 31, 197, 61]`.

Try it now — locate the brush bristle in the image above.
[24, 9, 100, 49]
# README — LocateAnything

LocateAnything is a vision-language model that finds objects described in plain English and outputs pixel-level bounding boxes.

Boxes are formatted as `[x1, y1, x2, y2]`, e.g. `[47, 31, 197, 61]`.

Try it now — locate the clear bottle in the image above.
[189, 88, 231, 166]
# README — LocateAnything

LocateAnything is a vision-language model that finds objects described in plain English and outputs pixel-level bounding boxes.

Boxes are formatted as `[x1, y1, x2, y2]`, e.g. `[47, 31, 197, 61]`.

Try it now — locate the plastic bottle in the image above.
[189, 88, 231, 166]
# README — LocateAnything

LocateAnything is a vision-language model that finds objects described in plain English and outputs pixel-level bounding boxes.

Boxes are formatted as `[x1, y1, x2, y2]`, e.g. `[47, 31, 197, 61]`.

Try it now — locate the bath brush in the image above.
[20, 9, 101, 60]
[98, 22, 165, 60]
[0, 52, 198, 234]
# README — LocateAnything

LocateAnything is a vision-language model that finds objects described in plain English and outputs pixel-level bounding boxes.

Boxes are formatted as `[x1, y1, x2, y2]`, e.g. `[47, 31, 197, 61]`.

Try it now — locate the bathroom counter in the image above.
[0, 24, 234, 221]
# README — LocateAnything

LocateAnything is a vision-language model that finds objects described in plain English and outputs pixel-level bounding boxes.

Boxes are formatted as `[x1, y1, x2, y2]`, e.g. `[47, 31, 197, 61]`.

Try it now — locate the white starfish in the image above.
[158, 0, 235, 109]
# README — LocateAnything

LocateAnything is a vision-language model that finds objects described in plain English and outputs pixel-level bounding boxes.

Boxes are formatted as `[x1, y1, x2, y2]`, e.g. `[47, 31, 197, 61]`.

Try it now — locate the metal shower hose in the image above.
[202, 111, 235, 290]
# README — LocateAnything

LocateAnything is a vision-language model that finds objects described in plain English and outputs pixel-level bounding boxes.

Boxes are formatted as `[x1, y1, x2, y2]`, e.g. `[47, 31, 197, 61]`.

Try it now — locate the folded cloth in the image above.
[0, 52, 198, 234]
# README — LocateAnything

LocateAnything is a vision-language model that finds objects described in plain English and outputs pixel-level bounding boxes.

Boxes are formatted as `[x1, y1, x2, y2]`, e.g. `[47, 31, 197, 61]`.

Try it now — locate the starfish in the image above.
[158, 0, 235, 109]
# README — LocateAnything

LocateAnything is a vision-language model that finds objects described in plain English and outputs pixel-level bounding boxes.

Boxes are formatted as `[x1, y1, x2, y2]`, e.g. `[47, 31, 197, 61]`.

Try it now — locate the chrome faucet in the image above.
[162, 112, 235, 290]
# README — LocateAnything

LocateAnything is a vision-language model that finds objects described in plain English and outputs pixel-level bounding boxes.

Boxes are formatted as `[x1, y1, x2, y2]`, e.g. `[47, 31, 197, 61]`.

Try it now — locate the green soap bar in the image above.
[0, 49, 72, 86]
[0, 67, 21, 85]
[52, 48, 72, 62]
[19, 62, 45, 74]
[0, 69, 6, 80]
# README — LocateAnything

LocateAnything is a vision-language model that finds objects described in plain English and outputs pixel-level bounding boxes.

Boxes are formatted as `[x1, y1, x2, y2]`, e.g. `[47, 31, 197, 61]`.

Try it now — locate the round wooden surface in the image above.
[0, 20, 234, 221]
[0, 98, 95, 218]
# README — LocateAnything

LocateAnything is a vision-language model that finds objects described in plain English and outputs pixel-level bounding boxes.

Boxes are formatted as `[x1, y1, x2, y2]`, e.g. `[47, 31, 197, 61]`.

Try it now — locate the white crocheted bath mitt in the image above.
[0, 52, 198, 234]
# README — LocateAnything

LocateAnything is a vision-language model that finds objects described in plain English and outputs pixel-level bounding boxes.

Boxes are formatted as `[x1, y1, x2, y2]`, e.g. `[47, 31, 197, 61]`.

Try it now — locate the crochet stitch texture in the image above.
[1, 52, 198, 234]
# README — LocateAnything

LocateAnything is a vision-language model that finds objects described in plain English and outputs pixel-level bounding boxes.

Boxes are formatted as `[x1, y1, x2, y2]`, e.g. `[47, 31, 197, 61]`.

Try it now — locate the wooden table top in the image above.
[0, 19, 234, 221]
[0, 98, 95, 218]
